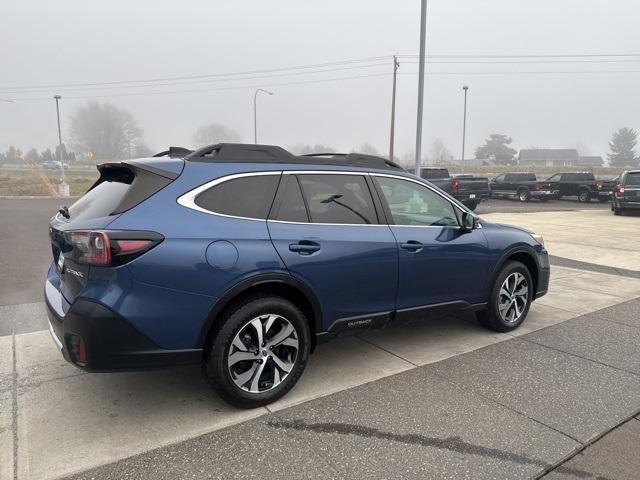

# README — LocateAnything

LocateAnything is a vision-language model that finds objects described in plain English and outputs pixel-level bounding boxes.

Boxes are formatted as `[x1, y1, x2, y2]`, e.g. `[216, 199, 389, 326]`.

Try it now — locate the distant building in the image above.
[518, 149, 580, 167]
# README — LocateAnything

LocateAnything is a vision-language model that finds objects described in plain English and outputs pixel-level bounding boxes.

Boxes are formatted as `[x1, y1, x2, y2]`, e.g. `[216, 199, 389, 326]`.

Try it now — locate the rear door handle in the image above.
[400, 241, 423, 252]
[289, 241, 321, 255]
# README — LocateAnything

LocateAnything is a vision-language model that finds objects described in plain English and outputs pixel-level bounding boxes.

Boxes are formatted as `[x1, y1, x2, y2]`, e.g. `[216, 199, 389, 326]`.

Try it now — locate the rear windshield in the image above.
[627, 173, 640, 186]
[68, 169, 133, 221]
[68, 165, 172, 221]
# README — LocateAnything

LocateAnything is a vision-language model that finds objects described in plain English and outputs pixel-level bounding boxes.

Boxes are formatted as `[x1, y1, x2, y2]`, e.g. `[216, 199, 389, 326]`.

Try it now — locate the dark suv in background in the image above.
[612, 170, 640, 215]
[45, 143, 549, 408]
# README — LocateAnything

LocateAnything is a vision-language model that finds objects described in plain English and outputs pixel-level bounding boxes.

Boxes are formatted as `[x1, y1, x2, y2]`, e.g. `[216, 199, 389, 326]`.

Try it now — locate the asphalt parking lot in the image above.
[1, 196, 640, 480]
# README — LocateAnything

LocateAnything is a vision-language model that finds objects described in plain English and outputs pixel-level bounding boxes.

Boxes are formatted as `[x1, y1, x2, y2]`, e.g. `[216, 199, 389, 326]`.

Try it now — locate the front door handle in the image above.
[400, 240, 423, 252]
[289, 241, 321, 255]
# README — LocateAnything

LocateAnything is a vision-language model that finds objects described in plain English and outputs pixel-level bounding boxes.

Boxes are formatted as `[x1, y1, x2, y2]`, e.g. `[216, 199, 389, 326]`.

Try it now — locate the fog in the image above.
[1, 0, 639, 160]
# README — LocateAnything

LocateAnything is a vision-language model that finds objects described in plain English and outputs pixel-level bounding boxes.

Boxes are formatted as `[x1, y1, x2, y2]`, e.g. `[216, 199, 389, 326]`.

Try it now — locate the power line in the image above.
[0, 61, 390, 94]
[0, 56, 391, 92]
[397, 53, 640, 58]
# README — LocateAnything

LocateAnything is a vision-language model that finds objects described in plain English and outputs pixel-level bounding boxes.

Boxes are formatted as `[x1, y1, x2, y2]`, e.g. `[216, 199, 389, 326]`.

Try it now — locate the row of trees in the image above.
[2, 100, 638, 166]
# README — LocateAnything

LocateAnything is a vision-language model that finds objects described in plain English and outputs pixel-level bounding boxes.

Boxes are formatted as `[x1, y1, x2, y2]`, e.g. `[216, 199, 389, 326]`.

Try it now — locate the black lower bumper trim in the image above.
[45, 297, 202, 372]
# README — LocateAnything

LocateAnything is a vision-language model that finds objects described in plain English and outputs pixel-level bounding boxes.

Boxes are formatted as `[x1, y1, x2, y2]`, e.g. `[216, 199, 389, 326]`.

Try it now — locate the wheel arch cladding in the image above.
[199, 275, 322, 354]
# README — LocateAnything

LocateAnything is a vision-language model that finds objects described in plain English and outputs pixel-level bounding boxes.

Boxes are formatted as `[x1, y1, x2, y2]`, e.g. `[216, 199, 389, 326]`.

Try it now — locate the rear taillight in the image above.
[64, 230, 162, 266]
[452, 178, 459, 193]
[596, 181, 603, 190]
[68, 231, 112, 265]
[616, 187, 625, 198]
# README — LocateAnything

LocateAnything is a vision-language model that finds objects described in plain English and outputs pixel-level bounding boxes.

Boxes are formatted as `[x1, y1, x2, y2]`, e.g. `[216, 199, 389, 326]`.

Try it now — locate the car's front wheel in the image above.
[477, 261, 533, 332]
[203, 295, 310, 408]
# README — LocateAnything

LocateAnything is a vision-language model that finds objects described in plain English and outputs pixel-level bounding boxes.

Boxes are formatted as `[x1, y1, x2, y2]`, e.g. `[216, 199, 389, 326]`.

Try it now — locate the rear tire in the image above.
[518, 189, 532, 202]
[203, 295, 310, 408]
[578, 189, 591, 203]
[477, 261, 533, 332]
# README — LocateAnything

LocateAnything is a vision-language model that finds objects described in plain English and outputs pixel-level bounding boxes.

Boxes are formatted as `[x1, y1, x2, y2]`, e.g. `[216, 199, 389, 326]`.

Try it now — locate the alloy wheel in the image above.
[497, 272, 529, 323]
[227, 314, 299, 393]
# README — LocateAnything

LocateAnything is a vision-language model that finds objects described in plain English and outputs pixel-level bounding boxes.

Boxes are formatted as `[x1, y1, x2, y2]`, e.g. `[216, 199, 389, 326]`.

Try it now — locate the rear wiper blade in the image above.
[58, 206, 70, 219]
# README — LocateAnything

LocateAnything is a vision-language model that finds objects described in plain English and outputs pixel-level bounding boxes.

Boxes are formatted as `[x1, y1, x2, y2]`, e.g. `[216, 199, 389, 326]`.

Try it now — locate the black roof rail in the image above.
[153, 147, 194, 158]
[184, 143, 404, 171]
[301, 152, 404, 170]
[186, 143, 295, 162]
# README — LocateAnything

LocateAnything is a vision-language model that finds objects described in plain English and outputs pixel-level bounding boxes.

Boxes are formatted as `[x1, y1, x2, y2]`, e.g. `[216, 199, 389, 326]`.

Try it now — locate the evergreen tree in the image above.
[607, 127, 638, 167]
[475, 134, 517, 165]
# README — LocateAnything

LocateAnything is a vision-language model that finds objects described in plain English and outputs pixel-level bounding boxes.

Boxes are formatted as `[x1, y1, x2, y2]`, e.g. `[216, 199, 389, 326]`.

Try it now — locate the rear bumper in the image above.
[616, 199, 640, 209]
[44, 280, 202, 372]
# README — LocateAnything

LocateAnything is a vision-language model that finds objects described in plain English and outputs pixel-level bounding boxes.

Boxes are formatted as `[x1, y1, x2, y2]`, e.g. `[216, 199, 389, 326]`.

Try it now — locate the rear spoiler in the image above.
[153, 147, 193, 158]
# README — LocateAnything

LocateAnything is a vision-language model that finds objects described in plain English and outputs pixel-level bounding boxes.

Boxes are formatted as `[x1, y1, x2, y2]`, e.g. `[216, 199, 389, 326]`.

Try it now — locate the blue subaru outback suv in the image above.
[45, 143, 549, 407]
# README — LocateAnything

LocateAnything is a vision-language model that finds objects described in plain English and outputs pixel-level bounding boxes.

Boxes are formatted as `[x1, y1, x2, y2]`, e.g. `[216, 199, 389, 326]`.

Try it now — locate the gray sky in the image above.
[1, 0, 639, 160]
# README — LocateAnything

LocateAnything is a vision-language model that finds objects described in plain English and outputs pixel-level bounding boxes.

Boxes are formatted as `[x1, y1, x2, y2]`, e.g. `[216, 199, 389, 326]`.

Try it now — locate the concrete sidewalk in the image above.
[62, 298, 640, 480]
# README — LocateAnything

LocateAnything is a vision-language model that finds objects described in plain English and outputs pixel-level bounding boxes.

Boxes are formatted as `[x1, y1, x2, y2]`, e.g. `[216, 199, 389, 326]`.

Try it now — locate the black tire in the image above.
[203, 295, 310, 408]
[477, 260, 533, 332]
[518, 188, 532, 202]
[464, 200, 479, 211]
[578, 189, 591, 203]
[555, 194, 563, 200]
[614, 203, 623, 216]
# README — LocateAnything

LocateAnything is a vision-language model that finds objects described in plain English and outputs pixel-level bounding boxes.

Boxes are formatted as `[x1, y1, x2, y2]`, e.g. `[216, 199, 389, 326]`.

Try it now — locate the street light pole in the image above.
[253, 88, 273, 144]
[388, 55, 400, 161]
[53, 95, 68, 196]
[461, 86, 469, 174]
[414, 0, 428, 176]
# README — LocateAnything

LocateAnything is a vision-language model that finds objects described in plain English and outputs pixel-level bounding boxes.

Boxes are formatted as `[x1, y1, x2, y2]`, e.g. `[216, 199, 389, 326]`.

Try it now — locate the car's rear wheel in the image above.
[518, 189, 531, 202]
[477, 261, 532, 332]
[578, 189, 591, 203]
[203, 295, 310, 408]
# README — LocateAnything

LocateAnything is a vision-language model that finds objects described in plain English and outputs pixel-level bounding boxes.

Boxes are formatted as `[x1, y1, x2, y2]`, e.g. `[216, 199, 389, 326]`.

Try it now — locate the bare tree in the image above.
[429, 138, 453, 164]
[290, 144, 336, 154]
[357, 143, 380, 155]
[70, 102, 144, 161]
[193, 123, 241, 147]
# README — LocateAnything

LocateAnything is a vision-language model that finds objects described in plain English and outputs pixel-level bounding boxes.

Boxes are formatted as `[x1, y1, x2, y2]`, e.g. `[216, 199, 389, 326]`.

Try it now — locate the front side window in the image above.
[194, 174, 280, 219]
[548, 174, 561, 182]
[375, 176, 459, 227]
[298, 174, 377, 224]
[494, 174, 505, 182]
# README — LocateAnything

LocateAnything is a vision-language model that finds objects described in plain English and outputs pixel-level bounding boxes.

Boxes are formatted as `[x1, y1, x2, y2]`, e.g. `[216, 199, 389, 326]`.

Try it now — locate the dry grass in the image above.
[0, 169, 97, 196]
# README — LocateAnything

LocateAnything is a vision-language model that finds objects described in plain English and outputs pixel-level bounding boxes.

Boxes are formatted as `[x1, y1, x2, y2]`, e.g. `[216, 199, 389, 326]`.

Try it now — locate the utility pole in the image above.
[388, 55, 400, 161]
[414, 0, 428, 176]
[461, 85, 469, 174]
[253, 88, 273, 144]
[53, 95, 69, 197]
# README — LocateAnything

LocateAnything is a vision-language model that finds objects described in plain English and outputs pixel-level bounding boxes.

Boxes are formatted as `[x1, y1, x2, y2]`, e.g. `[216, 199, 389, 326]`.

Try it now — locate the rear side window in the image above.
[68, 165, 172, 221]
[626, 173, 640, 186]
[195, 174, 280, 219]
[298, 174, 377, 224]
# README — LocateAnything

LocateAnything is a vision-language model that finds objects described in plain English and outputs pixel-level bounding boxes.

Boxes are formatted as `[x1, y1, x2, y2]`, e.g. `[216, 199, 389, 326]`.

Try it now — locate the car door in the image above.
[267, 172, 398, 333]
[492, 174, 506, 194]
[372, 174, 489, 323]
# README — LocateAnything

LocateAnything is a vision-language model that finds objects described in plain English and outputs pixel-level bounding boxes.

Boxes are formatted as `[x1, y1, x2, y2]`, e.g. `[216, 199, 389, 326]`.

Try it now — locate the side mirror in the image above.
[461, 212, 478, 231]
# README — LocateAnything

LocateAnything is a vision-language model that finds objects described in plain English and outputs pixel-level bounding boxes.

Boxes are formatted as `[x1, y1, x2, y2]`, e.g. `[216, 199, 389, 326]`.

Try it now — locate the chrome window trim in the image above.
[177, 169, 480, 228]
[176, 171, 281, 221]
